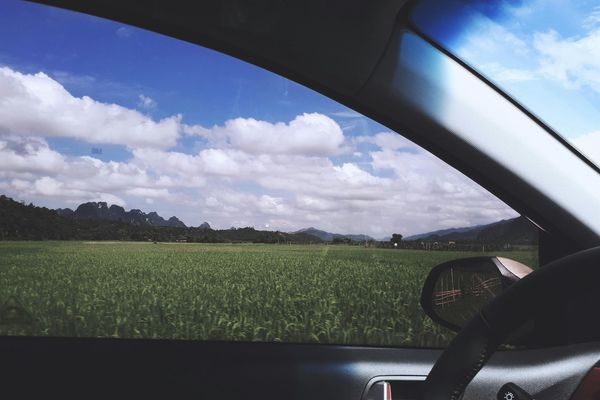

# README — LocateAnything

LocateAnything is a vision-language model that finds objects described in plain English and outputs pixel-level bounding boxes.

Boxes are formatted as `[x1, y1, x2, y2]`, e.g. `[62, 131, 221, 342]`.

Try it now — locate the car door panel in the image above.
[2, 336, 599, 399]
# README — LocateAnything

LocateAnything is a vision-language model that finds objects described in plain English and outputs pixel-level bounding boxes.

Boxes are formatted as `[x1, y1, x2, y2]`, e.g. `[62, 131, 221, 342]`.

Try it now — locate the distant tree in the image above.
[391, 233, 403, 248]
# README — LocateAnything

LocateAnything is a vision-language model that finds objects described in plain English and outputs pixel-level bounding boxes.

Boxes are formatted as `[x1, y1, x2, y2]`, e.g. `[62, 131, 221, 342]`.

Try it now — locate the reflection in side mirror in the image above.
[420, 257, 533, 331]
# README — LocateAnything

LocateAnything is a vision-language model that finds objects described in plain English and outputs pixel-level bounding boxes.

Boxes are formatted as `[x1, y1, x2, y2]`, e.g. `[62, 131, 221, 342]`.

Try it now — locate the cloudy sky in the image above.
[413, 0, 600, 166]
[11, 1, 600, 238]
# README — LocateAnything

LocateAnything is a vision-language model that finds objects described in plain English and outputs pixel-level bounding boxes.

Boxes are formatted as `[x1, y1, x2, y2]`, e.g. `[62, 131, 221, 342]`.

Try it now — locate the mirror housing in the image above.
[420, 257, 533, 331]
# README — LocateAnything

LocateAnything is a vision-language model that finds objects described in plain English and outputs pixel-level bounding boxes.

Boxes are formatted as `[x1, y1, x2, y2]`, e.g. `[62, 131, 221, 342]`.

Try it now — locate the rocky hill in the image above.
[57, 202, 187, 228]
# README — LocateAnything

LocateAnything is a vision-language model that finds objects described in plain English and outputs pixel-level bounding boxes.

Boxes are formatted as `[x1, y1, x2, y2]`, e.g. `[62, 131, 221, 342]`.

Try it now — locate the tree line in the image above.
[0, 195, 319, 244]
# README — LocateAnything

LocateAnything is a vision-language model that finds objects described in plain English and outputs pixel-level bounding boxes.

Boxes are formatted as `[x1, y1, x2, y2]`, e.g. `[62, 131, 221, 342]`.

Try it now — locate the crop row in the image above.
[0, 242, 538, 347]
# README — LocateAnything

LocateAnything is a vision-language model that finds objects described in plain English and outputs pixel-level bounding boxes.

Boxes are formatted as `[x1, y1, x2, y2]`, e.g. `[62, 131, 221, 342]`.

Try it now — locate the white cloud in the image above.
[0, 66, 517, 236]
[126, 187, 170, 198]
[186, 113, 347, 156]
[355, 132, 415, 151]
[132, 147, 238, 180]
[584, 6, 600, 29]
[128, 129, 515, 235]
[33, 177, 87, 198]
[115, 27, 132, 38]
[257, 195, 291, 216]
[0, 136, 168, 208]
[367, 142, 516, 234]
[534, 28, 600, 92]
[452, 6, 600, 95]
[137, 94, 156, 109]
[16, 175, 126, 207]
[199, 148, 244, 175]
[457, 17, 530, 61]
[0, 67, 181, 148]
[332, 163, 388, 186]
[0, 136, 66, 174]
[459, 8, 600, 94]
[2, 129, 515, 236]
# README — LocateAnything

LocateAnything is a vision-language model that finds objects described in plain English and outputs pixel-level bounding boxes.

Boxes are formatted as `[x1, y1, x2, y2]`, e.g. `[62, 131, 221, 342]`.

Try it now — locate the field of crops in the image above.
[0, 242, 538, 347]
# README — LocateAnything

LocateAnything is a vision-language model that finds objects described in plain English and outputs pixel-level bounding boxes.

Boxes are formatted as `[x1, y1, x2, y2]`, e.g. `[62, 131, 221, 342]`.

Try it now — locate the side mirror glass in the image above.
[420, 257, 532, 331]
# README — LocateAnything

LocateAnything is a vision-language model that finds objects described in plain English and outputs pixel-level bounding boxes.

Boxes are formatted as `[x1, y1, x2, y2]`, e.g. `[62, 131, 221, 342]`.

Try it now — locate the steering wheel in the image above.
[423, 246, 600, 400]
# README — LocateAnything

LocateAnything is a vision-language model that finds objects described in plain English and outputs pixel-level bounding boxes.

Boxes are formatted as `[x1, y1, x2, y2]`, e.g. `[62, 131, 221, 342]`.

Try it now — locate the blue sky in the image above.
[12, 0, 592, 236]
[0, 1, 375, 156]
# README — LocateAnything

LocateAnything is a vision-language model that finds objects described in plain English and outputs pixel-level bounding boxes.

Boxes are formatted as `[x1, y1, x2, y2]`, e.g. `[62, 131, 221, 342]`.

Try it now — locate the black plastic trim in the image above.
[0, 335, 597, 399]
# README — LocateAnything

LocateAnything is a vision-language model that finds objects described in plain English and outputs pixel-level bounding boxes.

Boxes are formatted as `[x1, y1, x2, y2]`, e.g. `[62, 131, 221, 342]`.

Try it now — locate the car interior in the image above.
[2, 0, 600, 399]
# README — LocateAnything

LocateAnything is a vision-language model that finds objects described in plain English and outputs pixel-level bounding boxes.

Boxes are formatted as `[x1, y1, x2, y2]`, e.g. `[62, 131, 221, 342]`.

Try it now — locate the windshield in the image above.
[0, 0, 539, 347]
[411, 0, 600, 169]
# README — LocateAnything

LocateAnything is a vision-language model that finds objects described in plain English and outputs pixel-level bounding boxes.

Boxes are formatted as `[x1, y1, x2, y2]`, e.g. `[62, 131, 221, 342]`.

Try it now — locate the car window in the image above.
[0, 0, 538, 347]
[411, 0, 600, 169]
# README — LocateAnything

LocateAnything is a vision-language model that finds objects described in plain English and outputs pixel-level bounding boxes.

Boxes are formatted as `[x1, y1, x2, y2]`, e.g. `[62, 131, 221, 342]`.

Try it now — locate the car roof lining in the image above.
[31, 0, 408, 96]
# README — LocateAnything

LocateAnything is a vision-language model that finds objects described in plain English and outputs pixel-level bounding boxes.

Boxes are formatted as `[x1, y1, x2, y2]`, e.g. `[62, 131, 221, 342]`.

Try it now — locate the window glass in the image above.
[0, 1, 537, 347]
[411, 0, 600, 168]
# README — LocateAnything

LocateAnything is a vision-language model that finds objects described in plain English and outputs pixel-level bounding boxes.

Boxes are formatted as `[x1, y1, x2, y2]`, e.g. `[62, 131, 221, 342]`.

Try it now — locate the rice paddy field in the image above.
[0, 242, 538, 347]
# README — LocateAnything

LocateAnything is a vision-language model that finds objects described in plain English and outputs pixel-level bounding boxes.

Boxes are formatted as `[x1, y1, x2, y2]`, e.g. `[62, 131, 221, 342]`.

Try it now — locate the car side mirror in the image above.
[420, 257, 533, 331]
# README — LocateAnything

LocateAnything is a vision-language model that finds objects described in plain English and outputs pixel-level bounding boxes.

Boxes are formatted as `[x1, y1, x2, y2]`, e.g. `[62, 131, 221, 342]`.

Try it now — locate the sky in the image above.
[413, 0, 600, 166]
[0, 0, 551, 238]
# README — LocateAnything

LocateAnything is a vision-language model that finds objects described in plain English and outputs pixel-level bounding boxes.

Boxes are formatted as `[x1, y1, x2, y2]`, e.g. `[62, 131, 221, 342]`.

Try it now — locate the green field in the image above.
[0, 242, 538, 347]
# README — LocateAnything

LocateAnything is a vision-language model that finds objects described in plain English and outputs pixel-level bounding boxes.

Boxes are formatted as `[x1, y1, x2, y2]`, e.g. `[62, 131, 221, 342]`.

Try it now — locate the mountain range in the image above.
[55, 203, 376, 241]
[50, 201, 534, 244]
[404, 216, 537, 244]
[0, 195, 536, 244]
[294, 227, 374, 242]
[0, 195, 317, 243]
[56, 202, 210, 229]
[405, 224, 490, 241]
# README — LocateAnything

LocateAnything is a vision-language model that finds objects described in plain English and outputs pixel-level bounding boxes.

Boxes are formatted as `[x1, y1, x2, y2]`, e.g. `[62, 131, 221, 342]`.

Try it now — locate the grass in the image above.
[0, 242, 538, 347]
